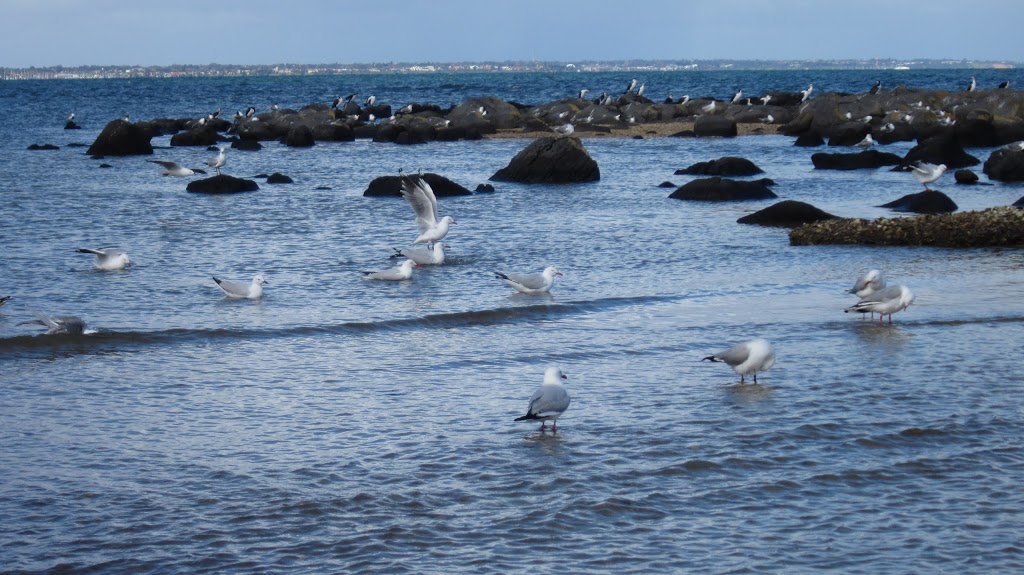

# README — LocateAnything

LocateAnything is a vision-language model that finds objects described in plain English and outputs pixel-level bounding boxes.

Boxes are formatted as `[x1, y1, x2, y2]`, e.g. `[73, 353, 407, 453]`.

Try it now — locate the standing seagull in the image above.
[213, 275, 266, 299]
[731, 89, 743, 104]
[391, 242, 445, 266]
[968, 77, 976, 92]
[18, 311, 87, 335]
[67, 112, 76, 122]
[845, 284, 914, 324]
[365, 95, 376, 107]
[553, 123, 575, 136]
[849, 269, 886, 319]
[702, 338, 776, 384]
[206, 146, 226, 175]
[514, 367, 570, 432]
[494, 266, 562, 295]
[910, 162, 947, 190]
[399, 172, 456, 247]
[77, 247, 131, 270]
[701, 101, 717, 114]
[854, 133, 874, 148]
[363, 259, 416, 281]
[148, 160, 195, 177]
[578, 88, 589, 99]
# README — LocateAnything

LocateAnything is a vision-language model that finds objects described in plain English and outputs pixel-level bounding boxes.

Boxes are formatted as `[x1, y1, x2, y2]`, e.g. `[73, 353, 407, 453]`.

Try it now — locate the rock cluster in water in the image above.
[789, 207, 1024, 247]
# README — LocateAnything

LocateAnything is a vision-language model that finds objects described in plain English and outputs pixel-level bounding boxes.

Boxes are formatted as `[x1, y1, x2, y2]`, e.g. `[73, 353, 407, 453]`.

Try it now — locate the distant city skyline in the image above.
[1, 0, 1022, 68]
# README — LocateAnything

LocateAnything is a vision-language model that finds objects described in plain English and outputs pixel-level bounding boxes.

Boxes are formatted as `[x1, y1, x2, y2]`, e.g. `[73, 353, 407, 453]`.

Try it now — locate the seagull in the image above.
[365, 95, 376, 107]
[845, 285, 914, 324]
[148, 160, 195, 177]
[938, 115, 956, 127]
[391, 242, 445, 265]
[213, 275, 266, 299]
[800, 84, 813, 102]
[731, 89, 743, 104]
[849, 269, 886, 299]
[854, 133, 874, 148]
[998, 81, 1010, 89]
[702, 338, 776, 384]
[625, 78, 637, 94]
[399, 172, 456, 247]
[910, 162, 947, 190]
[77, 247, 131, 270]
[206, 146, 226, 175]
[67, 112, 76, 122]
[881, 122, 895, 133]
[760, 94, 772, 105]
[271, 103, 279, 112]
[1001, 141, 1024, 152]
[363, 259, 416, 281]
[701, 101, 716, 114]
[869, 80, 881, 95]
[0, 295, 11, 307]
[514, 367, 570, 432]
[494, 266, 562, 295]
[636, 83, 646, 97]
[761, 114, 774, 124]
[578, 88, 589, 99]
[209, 108, 221, 120]
[245, 106, 256, 118]
[398, 104, 413, 114]
[17, 311, 87, 335]
[968, 77, 976, 92]
[679, 95, 690, 105]
[553, 123, 575, 136]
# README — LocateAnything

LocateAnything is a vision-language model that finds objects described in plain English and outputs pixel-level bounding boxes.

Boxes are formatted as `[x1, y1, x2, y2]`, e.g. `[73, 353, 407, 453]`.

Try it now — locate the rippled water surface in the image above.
[2, 70, 1024, 574]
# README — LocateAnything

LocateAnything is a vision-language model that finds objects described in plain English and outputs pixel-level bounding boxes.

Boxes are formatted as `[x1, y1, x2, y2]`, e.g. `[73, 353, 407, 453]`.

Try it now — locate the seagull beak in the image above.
[556, 272, 563, 276]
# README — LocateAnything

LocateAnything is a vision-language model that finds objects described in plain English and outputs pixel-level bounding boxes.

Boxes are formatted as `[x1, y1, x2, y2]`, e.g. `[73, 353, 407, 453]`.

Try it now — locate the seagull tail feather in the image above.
[514, 413, 537, 421]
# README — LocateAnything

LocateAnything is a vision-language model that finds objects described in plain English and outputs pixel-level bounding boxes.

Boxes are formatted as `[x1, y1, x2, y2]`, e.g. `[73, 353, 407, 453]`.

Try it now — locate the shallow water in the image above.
[1, 70, 1024, 574]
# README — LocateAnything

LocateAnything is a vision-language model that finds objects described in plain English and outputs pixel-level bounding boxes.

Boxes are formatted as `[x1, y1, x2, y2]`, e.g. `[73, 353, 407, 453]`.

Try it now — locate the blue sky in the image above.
[2, 0, 1021, 67]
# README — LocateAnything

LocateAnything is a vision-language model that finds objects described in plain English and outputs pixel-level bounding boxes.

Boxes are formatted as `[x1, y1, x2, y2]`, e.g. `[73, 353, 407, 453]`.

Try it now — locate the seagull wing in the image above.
[713, 341, 752, 367]
[911, 162, 937, 175]
[400, 174, 439, 231]
[496, 271, 547, 291]
[527, 384, 570, 417]
[148, 160, 180, 169]
[213, 277, 251, 297]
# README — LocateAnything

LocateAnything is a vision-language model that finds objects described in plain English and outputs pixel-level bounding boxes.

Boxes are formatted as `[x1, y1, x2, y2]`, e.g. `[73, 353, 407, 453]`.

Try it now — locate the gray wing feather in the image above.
[400, 175, 439, 231]
[529, 385, 570, 417]
[715, 342, 751, 366]
[503, 272, 546, 290]
[214, 278, 250, 296]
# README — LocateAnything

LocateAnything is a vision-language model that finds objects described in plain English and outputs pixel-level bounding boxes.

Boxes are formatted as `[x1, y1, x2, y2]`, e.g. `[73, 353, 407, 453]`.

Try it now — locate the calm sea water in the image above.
[1, 70, 1024, 574]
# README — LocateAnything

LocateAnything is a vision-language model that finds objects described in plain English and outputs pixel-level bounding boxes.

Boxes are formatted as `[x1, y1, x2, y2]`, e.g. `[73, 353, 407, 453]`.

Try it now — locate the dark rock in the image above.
[827, 122, 871, 146]
[363, 172, 473, 197]
[490, 136, 600, 184]
[811, 150, 904, 170]
[902, 133, 979, 169]
[284, 125, 315, 147]
[27, 143, 59, 150]
[447, 97, 523, 130]
[186, 175, 259, 194]
[676, 156, 764, 177]
[790, 207, 1024, 247]
[954, 169, 979, 184]
[983, 149, 1024, 182]
[170, 127, 219, 147]
[266, 172, 293, 184]
[352, 123, 380, 139]
[99, 163, 112, 168]
[64, 121, 81, 130]
[693, 115, 737, 137]
[475, 183, 495, 193]
[87, 119, 153, 156]
[668, 177, 778, 201]
[954, 118, 1000, 148]
[658, 181, 676, 188]
[794, 131, 825, 147]
[1014, 196, 1024, 207]
[315, 186, 332, 190]
[232, 137, 262, 151]
[879, 190, 958, 214]
[737, 200, 840, 228]
[312, 122, 355, 142]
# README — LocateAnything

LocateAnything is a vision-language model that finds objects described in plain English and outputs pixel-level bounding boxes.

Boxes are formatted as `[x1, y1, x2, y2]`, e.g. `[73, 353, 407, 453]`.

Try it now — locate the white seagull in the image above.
[67, 112, 76, 122]
[701, 101, 716, 114]
[731, 89, 743, 104]
[845, 284, 915, 324]
[514, 367, 571, 432]
[1001, 141, 1024, 152]
[399, 173, 456, 247]
[494, 266, 562, 295]
[578, 88, 589, 99]
[206, 146, 226, 175]
[702, 338, 776, 384]
[968, 77, 976, 92]
[77, 247, 131, 270]
[910, 162, 947, 190]
[18, 311, 87, 335]
[391, 242, 445, 266]
[854, 133, 874, 148]
[363, 259, 416, 281]
[365, 95, 376, 107]
[625, 78, 637, 93]
[849, 269, 886, 299]
[800, 83, 813, 102]
[148, 160, 195, 177]
[213, 275, 266, 299]
[553, 123, 575, 136]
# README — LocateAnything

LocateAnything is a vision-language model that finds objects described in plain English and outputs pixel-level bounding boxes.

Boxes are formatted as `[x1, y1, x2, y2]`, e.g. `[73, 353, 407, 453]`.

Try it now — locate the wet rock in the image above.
[99, 163, 112, 168]
[811, 150, 903, 170]
[87, 119, 153, 156]
[363, 173, 473, 197]
[170, 126, 219, 147]
[790, 207, 1024, 247]
[1014, 196, 1024, 207]
[266, 172, 293, 184]
[675, 156, 764, 177]
[27, 143, 59, 150]
[878, 190, 958, 214]
[983, 149, 1024, 182]
[902, 133, 979, 169]
[490, 136, 600, 183]
[475, 183, 495, 193]
[658, 181, 676, 188]
[448, 97, 523, 130]
[954, 169, 979, 184]
[312, 122, 355, 142]
[284, 125, 315, 147]
[737, 200, 840, 228]
[693, 115, 737, 137]
[186, 175, 259, 194]
[827, 122, 871, 146]
[794, 131, 825, 147]
[64, 121, 81, 130]
[232, 137, 262, 151]
[668, 177, 777, 201]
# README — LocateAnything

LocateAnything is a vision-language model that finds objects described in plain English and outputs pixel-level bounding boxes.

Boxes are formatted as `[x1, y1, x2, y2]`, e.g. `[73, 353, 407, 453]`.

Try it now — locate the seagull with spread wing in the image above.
[399, 172, 456, 248]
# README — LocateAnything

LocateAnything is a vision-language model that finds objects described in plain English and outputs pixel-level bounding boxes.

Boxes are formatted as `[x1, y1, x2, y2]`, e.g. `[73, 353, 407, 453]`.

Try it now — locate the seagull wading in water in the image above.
[399, 172, 456, 248]
[18, 311, 87, 335]
[77, 247, 131, 270]
[363, 259, 416, 281]
[514, 367, 571, 432]
[703, 338, 776, 384]
[494, 266, 562, 295]
[849, 269, 886, 319]
[910, 162, 947, 190]
[213, 275, 266, 299]
[845, 285, 914, 324]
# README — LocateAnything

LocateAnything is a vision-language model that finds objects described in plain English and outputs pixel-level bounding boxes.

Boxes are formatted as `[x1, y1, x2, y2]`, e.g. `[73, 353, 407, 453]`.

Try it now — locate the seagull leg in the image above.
[539, 421, 546, 431]
[552, 421, 558, 433]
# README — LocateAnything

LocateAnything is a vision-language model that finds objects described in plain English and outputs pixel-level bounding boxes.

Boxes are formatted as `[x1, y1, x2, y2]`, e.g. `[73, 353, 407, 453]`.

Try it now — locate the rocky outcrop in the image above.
[186, 175, 259, 194]
[902, 133, 979, 169]
[693, 115, 737, 137]
[790, 207, 1024, 247]
[27, 143, 59, 150]
[266, 173, 293, 184]
[363, 173, 473, 197]
[170, 127, 219, 147]
[954, 169, 979, 184]
[737, 200, 839, 227]
[878, 190, 958, 214]
[983, 149, 1024, 182]
[64, 121, 81, 130]
[827, 122, 871, 146]
[284, 125, 315, 147]
[675, 156, 764, 176]
[87, 119, 153, 156]
[668, 177, 777, 201]
[490, 136, 600, 183]
[794, 131, 825, 147]
[811, 150, 903, 170]
[232, 137, 262, 151]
